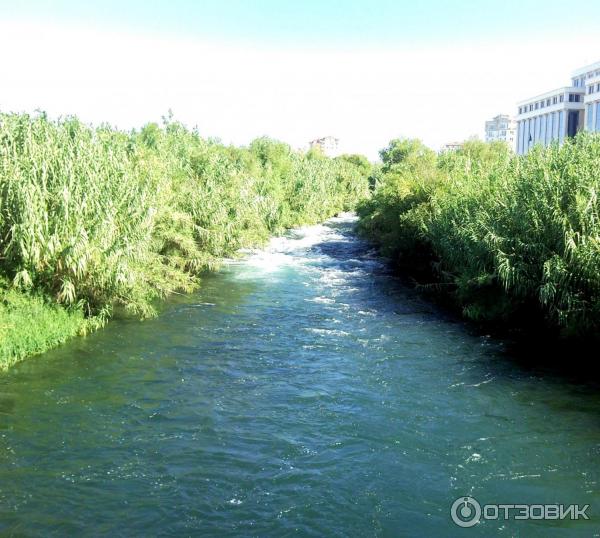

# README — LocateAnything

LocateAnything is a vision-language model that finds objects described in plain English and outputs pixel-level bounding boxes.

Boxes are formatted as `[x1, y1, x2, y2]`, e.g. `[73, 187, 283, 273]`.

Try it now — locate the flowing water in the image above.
[0, 215, 599, 537]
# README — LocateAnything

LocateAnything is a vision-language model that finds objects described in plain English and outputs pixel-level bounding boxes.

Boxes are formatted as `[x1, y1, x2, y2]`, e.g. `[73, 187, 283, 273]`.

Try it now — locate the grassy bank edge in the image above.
[0, 288, 85, 370]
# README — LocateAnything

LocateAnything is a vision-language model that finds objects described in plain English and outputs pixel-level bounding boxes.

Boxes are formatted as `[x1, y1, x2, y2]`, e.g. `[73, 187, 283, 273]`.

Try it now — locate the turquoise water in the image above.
[0, 215, 599, 536]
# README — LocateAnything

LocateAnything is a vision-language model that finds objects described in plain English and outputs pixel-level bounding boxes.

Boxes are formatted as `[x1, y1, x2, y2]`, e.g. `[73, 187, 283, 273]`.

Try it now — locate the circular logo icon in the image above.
[451, 496, 482, 527]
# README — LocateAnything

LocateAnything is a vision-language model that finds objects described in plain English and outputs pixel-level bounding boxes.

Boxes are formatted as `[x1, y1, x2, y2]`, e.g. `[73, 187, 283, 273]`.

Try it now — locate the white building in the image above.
[573, 60, 600, 133]
[513, 61, 600, 155]
[485, 114, 516, 150]
[309, 136, 339, 157]
[515, 87, 584, 155]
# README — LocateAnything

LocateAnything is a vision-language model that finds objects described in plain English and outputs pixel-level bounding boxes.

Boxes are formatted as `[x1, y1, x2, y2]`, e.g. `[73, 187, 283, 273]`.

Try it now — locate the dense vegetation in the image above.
[0, 112, 370, 367]
[358, 135, 600, 338]
[4, 111, 598, 367]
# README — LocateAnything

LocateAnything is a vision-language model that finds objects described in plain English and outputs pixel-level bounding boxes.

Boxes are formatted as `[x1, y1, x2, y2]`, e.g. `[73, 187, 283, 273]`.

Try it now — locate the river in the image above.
[0, 214, 599, 536]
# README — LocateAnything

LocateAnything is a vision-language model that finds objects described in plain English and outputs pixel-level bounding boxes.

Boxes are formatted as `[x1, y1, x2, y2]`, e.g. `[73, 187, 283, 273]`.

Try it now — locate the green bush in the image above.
[358, 136, 600, 337]
[0, 112, 370, 365]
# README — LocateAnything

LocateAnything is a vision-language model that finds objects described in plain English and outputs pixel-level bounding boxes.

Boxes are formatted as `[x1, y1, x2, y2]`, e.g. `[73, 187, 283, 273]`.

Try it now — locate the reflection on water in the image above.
[0, 214, 599, 536]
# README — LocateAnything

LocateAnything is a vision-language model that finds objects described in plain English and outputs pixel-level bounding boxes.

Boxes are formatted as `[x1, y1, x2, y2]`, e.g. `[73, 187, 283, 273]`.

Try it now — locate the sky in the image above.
[0, 1, 599, 159]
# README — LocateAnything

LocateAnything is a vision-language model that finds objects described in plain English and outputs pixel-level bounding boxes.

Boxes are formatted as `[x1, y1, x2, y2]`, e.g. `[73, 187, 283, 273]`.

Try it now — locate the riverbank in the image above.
[357, 135, 600, 341]
[0, 112, 371, 368]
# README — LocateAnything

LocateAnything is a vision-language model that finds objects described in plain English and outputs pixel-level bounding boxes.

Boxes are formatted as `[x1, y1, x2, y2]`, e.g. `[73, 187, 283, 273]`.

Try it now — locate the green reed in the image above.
[0, 112, 370, 367]
[358, 135, 600, 337]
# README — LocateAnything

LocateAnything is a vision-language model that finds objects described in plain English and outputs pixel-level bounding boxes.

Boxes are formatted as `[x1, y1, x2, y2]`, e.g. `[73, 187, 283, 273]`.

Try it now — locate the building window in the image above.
[587, 104, 594, 130]
[567, 110, 580, 137]
[559, 95, 564, 102]
[596, 102, 600, 132]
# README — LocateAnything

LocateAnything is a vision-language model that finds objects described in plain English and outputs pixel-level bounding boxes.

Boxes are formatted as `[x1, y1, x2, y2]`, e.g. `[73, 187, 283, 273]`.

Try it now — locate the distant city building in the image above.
[309, 136, 339, 157]
[514, 61, 600, 155]
[485, 114, 516, 150]
[440, 142, 463, 153]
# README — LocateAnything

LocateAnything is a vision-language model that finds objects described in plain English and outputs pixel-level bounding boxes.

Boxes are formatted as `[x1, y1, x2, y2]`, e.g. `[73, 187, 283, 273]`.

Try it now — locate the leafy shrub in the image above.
[0, 111, 370, 364]
[358, 136, 600, 337]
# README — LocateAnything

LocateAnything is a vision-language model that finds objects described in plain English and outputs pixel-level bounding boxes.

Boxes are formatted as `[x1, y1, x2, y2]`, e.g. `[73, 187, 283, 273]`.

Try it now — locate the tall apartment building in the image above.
[514, 61, 600, 155]
[485, 114, 516, 149]
[309, 136, 339, 157]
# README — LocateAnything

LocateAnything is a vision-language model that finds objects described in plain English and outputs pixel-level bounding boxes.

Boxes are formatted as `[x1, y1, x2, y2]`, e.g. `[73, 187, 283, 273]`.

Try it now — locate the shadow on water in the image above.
[500, 338, 600, 388]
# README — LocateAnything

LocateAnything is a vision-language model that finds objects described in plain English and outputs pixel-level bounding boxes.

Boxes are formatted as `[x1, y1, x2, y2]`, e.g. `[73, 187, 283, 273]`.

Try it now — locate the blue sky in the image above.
[3, 0, 599, 47]
[1, 1, 599, 158]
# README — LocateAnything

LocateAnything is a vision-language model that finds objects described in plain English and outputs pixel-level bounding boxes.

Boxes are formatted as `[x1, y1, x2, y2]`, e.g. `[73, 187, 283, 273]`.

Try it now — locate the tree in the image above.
[336, 154, 372, 177]
[379, 138, 436, 174]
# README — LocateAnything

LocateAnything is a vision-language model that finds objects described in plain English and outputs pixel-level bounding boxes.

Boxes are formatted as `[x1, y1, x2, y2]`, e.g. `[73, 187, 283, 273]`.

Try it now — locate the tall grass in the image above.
[0, 111, 370, 366]
[358, 135, 600, 338]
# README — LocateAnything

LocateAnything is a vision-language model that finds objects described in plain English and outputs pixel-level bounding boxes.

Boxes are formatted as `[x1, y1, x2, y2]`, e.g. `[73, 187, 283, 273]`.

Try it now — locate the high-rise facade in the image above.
[485, 114, 516, 149]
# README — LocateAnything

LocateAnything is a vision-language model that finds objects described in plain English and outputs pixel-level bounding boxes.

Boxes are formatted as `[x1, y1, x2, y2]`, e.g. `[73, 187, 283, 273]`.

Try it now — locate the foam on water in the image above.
[230, 213, 380, 291]
[238, 213, 351, 259]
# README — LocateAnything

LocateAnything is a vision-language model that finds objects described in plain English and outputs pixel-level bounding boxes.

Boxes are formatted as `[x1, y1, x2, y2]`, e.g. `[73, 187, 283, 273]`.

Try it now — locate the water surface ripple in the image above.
[1, 215, 599, 536]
